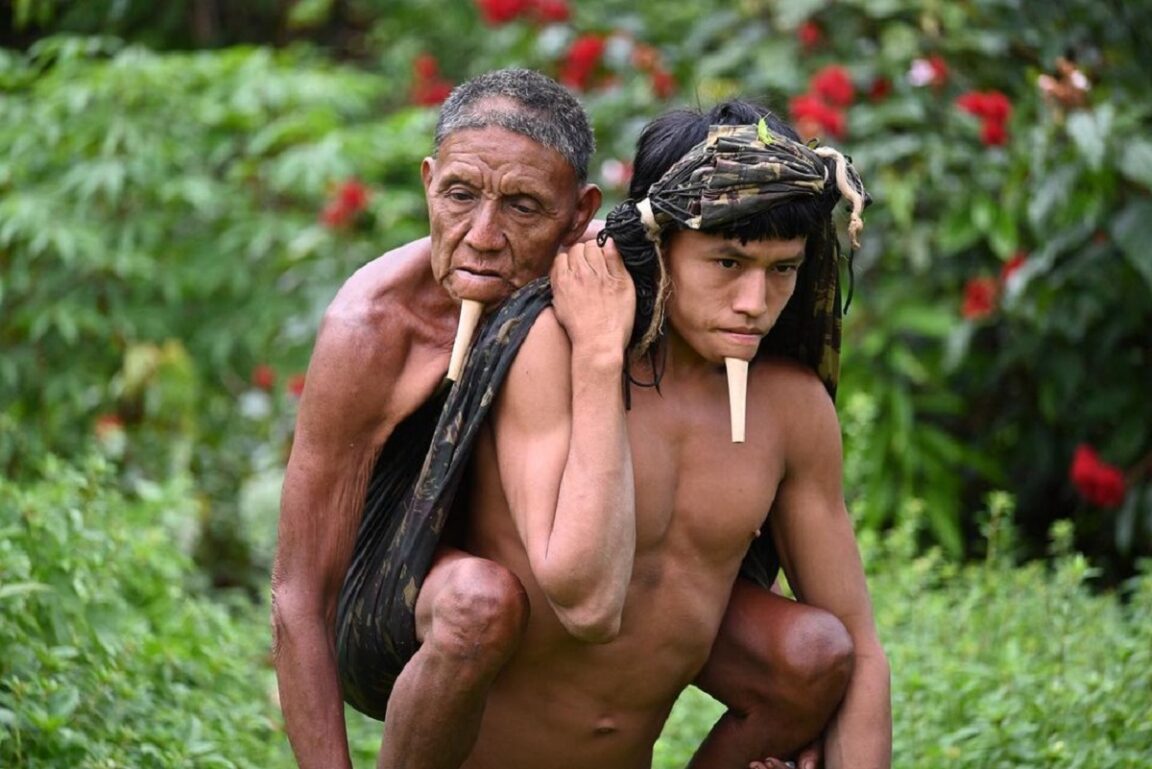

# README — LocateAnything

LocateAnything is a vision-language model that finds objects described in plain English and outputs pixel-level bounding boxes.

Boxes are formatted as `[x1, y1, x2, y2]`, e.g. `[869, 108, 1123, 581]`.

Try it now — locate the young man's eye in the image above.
[774, 262, 802, 274]
[717, 258, 740, 270]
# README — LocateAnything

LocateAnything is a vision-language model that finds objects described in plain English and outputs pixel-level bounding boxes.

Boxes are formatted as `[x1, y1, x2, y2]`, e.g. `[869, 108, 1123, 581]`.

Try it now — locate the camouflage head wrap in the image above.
[601, 119, 868, 398]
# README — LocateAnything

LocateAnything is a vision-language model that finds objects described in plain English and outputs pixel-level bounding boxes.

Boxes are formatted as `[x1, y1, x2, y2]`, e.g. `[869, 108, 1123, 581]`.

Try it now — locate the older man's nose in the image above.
[464, 200, 506, 252]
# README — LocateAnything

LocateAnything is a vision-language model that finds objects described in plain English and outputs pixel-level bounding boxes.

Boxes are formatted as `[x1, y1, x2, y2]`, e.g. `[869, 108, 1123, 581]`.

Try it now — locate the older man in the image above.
[271, 70, 851, 769]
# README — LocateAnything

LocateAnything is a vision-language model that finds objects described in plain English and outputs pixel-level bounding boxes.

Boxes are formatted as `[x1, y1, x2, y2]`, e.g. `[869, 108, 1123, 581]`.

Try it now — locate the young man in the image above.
[456, 104, 891, 768]
[273, 69, 854, 769]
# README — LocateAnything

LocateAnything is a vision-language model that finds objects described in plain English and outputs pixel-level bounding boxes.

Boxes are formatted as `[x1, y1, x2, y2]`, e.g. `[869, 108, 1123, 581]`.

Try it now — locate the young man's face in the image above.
[664, 229, 807, 364]
[422, 125, 599, 306]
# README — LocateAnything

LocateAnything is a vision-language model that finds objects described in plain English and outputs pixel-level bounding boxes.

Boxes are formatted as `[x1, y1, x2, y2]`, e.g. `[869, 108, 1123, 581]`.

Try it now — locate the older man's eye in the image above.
[509, 199, 540, 215]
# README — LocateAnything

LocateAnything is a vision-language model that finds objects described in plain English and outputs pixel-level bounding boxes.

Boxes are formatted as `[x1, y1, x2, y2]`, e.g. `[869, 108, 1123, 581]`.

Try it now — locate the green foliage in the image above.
[653, 508, 1152, 768]
[0, 454, 291, 768]
[3, 457, 1149, 767]
[3, 0, 1151, 580]
[0, 39, 437, 585]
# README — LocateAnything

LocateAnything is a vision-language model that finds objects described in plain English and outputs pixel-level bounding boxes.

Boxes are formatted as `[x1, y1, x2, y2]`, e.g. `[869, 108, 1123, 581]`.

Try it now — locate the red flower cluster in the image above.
[631, 42, 676, 100]
[1001, 250, 1027, 283]
[411, 54, 453, 107]
[560, 34, 606, 91]
[1070, 444, 1127, 508]
[252, 364, 277, 391]
[961, 275, 998, 320]
[797, 20, 823, 51]
[789, 65, 854, 141]
[961, 251, 1028, 319]
[287, 373, 306, 399]
[475, 0, 569, 25]
[868, 76, 893, 103]
[320, 179, 370, 229]
[956, 90, 1013, 146]
[811, 65, 854, 107]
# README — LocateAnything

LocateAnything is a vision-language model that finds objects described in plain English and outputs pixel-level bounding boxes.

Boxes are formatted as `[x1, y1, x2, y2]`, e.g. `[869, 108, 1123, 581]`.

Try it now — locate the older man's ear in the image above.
[562, 184, 603, 247]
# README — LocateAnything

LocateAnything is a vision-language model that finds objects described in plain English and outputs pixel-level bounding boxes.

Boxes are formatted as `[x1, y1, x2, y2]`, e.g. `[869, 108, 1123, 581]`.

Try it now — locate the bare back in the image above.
[461, 327, 807, 769]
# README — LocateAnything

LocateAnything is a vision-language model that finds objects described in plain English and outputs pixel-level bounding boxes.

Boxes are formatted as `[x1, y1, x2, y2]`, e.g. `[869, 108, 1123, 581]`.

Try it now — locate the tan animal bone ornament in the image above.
[446, 299, 483, 382]
[725, 357, 748, 443]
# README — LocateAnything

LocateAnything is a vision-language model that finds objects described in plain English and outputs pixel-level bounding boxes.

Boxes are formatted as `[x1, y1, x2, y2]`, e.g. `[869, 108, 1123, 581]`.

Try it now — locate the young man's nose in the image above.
[464, 200, 507, 252]
[731, 271, 769, 317]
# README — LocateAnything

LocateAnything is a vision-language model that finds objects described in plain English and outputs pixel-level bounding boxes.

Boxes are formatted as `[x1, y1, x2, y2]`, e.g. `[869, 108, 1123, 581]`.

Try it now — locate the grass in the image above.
[3, 462, 1149, 768]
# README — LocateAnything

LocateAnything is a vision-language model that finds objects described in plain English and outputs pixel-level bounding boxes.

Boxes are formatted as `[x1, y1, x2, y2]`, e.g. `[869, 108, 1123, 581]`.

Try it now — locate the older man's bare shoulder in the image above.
[325, 238, 437, 327]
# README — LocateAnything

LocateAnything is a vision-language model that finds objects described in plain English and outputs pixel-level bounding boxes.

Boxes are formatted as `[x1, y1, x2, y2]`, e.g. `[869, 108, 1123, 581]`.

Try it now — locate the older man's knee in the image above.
[427, 559, 530, 663]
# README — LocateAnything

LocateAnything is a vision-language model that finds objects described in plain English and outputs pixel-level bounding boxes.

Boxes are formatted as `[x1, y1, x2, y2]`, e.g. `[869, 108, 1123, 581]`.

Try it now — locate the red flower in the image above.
[531, 0, 570, 23]
[1070, 444, 1127, 508]
[476, 0, 529, 24]
[252, 364, 276, 391]
[411, 54, 454, 106]
[961, 276, 998, 319]
[651, 67, 676, 100]
[811, 65, 855, 107]
[798, 21, 823, 51]
[789, 93, 846, 140]
[412, 78, 453, 106]
[413, 54, 440, 80]
[980, 119, 1008, 146]
[337, 179, 369, 211]
[1001, 251, 1027, 282]
[560, 35, 605, 90]
[956, 90, 1013, 122]
[322, 179, 371, 228]
[957, 90, 1013, 147]
[928, 55, 949, 87]
[287, 373, 306, 399]
[868, 76, 892, 102]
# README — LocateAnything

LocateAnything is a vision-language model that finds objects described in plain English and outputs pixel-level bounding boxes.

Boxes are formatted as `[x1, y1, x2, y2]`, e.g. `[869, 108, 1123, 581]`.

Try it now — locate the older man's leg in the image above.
[688, 578, 855, 769]
[377, 550, 529, 769]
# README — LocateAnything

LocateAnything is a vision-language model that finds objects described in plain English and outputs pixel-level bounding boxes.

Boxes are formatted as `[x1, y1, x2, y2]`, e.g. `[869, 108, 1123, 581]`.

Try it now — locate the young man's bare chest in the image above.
[626, 375, 784, 568]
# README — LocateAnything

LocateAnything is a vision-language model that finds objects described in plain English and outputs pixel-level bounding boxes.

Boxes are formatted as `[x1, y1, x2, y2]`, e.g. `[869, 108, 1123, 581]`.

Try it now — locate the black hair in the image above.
[601, 100, 850, 390]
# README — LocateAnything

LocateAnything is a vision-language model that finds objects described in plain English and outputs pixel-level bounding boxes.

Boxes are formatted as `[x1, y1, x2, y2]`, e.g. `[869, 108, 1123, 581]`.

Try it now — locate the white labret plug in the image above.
[446, 299, 483, 382]
[724, 357, 748, 443]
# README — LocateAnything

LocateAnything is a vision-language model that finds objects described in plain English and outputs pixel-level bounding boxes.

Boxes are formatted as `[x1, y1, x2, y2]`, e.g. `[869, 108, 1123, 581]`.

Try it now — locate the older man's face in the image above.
[422, 126, 596, 305]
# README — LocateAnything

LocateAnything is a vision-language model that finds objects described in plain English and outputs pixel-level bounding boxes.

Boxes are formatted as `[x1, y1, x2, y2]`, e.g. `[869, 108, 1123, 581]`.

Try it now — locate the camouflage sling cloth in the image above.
[336, 278, 552, 720]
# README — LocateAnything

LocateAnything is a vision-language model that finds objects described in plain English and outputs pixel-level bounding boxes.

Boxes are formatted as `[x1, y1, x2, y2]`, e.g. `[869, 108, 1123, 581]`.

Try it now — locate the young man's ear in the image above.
[562, 183, 603, 247]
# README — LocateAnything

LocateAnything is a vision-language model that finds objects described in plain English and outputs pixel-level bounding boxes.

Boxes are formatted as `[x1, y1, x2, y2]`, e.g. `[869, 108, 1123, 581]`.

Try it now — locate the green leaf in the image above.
[1066, 106, 1114, 171]
[1119, 139, 1152, 190]
[1111, 199, 1152, 293]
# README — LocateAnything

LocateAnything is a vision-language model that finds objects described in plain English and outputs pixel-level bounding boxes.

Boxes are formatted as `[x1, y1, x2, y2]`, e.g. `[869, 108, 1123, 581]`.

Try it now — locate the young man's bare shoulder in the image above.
[753, 356, 829, 395]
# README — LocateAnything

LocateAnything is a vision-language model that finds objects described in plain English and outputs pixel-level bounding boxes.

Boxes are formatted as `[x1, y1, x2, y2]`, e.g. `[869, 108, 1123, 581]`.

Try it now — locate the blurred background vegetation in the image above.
[2, 1, 1150, 766]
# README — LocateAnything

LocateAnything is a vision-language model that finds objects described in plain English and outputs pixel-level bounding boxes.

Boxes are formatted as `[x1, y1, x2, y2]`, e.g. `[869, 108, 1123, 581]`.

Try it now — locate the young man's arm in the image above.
[768, 365, 892, 769]
[490, 241, 636, 642]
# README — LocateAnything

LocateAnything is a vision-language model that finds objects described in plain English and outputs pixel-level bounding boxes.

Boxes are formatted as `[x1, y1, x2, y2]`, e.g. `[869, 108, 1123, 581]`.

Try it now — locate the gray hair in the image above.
[433, 68, 595, 183]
